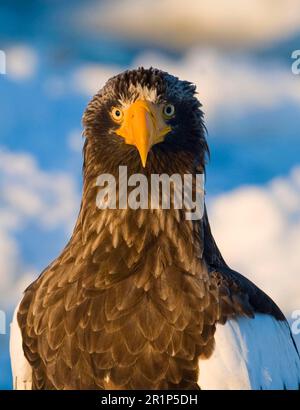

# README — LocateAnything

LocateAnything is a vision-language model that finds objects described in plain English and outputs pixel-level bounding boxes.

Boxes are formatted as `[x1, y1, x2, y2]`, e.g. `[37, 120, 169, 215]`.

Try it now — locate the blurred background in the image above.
[1, 0, 300, 389]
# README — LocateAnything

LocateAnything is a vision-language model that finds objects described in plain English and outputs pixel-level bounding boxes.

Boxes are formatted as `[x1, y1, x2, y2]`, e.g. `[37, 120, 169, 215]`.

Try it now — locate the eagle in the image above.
[10, 67, 300, 390]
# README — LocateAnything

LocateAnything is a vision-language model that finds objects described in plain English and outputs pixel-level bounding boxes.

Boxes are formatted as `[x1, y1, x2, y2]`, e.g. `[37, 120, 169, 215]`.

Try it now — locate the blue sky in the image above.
[1, 0, 300, 389]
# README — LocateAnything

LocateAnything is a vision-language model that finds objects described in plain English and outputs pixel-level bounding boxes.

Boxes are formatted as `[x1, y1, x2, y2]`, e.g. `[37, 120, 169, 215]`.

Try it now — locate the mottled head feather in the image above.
[100, 67, 197, 104]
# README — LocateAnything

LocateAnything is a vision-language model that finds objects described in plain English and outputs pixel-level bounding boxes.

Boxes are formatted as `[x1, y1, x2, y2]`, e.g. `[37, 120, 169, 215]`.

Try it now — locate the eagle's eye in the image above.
[111, 107, 124, 122]
[163, 103, 175, 119]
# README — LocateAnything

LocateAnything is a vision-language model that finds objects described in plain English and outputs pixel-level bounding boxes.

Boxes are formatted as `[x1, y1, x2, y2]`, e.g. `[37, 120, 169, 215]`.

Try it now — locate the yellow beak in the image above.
[116, 100, 171, 167]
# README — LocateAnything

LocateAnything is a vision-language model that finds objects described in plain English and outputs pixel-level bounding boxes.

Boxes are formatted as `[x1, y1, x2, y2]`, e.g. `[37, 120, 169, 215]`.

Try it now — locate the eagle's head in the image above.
[83, 67, 208, 175]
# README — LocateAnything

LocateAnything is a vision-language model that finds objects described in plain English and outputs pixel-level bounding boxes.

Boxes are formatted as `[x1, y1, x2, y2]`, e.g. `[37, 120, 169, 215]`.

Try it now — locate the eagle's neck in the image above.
[68, 144, 207, 288]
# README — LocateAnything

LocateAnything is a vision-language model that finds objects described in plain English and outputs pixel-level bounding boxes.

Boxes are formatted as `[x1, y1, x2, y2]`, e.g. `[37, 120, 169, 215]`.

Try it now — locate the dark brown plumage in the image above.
[18, 67, 285, 390]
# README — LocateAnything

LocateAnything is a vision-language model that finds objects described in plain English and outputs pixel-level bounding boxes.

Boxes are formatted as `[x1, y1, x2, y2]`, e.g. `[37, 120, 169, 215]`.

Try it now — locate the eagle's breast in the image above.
[18, 201, 219, 390]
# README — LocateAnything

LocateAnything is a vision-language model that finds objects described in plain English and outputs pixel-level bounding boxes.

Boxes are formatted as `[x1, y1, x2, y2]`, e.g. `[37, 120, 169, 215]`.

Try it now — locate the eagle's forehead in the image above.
[118, 83, 158, 107]
[116, 75, 196, 108]
[128, 83, 158, 101]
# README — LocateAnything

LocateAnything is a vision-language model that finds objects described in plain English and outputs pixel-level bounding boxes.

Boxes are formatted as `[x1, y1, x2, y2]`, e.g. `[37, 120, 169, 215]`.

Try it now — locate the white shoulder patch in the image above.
[198, 314, 300, 390]
[10, 303, 32, 390]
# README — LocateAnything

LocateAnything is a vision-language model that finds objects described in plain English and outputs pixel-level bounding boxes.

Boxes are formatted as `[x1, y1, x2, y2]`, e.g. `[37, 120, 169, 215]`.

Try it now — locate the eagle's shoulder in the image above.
[209, 265, 285, 322]
[10, 303, 32, 390]
[202, 208, 284, 321]
[200, 208, 300, 389]
[198, 313, 300, 389]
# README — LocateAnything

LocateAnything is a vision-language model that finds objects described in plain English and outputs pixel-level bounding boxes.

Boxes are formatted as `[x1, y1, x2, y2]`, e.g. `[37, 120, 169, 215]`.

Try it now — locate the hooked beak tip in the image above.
[139, 149, 149, 168]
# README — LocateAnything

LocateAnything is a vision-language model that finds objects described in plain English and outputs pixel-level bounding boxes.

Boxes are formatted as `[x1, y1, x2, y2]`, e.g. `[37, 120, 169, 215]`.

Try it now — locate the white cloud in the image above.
[0, 149, 79, 232]
[6, 45, 38, 80]
[0, 148, 80, 308]
[81, 0, 300, 50]
[72, 64, 120, 97]
[68, 129, 84, 153]
[209, 166, 300, 316]
[0, 223, 36, 309]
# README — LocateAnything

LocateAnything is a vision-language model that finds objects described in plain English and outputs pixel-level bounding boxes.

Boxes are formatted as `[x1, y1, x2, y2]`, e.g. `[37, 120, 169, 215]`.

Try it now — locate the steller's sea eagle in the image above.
[10, 67, 300, 390]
